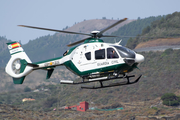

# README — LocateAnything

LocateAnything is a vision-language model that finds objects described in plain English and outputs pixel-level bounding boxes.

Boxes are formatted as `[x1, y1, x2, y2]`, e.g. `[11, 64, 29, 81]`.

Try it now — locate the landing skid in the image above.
[81, 75, 142, 89]
[60, 75, 142, 89]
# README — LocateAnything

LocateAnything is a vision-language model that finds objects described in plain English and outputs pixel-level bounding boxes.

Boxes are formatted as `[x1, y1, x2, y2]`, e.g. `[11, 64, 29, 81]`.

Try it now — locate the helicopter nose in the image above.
[135, 54, 144, 63]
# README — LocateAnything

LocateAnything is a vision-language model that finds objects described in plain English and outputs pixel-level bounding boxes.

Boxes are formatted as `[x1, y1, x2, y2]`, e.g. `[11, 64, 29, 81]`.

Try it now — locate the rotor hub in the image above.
[91, 31, 102, 38]
[12, 59, 21, 74]
[91, 31, 100, 34]
[15, 63, 21, 70]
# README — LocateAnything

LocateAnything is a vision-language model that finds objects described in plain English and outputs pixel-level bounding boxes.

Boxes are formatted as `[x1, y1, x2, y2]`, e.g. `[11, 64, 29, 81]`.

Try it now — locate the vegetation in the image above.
[23, 34, 79, 63]
[126, 11, 180, 49]
[105, 16, 164, 45]
[161, 93, 180, 106]
[24, 86, 31, 92]
[43, 96, 57, 109]
[0, 48, 180, 118]
[0, 36, 11, 67]
[0, 48, 180, 111]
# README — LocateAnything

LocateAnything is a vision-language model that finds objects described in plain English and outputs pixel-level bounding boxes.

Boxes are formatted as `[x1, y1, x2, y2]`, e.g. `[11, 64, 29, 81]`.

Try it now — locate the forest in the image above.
[104, 15, 164, 45]
[126, 12, 180, 49]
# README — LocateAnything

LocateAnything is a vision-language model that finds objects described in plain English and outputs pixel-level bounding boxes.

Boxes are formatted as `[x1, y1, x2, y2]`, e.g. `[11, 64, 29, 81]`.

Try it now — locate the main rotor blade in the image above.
[101, 35, 120, 37]
[99, 18, 127, 34]
[102, 35, 141, 38]
[18, 25, 92, 36]
[67, 37, 92, 47]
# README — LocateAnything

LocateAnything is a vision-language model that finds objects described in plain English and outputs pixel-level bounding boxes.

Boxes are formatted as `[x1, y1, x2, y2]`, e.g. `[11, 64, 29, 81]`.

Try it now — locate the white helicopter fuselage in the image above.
[71, 42, 124, 72]
[59, 39, 144, 77]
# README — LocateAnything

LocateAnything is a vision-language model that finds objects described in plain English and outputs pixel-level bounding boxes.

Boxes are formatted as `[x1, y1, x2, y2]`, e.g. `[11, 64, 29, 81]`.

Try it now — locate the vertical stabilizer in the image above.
[5, 41, 33, 84]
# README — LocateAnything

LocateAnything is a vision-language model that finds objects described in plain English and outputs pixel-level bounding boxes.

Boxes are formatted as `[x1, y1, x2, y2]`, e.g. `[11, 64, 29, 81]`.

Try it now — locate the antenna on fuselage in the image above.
[115, 39, 122, 45]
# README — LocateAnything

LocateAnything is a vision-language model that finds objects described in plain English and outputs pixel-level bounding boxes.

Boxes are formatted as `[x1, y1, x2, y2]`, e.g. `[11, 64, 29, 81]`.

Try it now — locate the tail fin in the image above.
[5, 41, 33, 84]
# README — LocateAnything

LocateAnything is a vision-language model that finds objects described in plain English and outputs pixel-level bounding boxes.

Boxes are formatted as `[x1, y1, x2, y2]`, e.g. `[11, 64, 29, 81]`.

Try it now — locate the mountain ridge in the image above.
[58, 19, 134, 35]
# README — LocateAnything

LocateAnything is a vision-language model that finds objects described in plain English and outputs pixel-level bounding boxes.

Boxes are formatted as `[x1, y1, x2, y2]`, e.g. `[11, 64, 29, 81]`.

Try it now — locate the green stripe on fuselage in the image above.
[63, 60, 137, 76]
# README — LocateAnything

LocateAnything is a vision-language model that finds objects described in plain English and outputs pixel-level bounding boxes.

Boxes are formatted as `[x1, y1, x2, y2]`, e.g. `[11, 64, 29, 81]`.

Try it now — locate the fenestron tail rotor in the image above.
[18, 18, 128, 47]
[12, 59, 21, 74]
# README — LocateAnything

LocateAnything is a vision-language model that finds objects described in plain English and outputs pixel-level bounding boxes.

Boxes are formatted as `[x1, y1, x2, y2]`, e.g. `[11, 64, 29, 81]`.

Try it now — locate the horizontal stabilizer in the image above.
[27, 63, 39, 67]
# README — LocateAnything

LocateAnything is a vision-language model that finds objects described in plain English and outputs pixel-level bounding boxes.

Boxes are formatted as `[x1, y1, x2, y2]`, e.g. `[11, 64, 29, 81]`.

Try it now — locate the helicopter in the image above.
[5, 18, 144, 89]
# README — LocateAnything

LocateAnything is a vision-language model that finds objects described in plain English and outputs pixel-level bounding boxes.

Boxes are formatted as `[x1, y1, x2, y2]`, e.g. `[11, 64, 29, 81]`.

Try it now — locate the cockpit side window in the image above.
[113, 46, 135, 58]
[107, 48, 119, 59]
[85, 52, 91, 60]
[95, 49, 105, 60]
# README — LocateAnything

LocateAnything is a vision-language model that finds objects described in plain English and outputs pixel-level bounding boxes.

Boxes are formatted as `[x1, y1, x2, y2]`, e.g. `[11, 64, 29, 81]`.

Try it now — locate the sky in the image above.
[1, 0, 180, 44]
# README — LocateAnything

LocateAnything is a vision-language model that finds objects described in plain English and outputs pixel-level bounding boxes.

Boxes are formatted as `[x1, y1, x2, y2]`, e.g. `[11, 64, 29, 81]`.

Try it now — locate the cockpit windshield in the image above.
[113, 45, 135, 58]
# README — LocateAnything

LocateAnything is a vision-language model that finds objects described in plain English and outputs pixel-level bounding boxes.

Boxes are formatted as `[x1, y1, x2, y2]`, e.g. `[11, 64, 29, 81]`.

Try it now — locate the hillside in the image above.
[127, 11, 180, 49]
[135, 37, 180, 49]
[1, 102, 180, 119]
[104, 16, 164, 45]
[58, 19, 134, 37]
[0, 67, 78, 93]
[1, 49, 180, 119]
[0, 37, 11, 67]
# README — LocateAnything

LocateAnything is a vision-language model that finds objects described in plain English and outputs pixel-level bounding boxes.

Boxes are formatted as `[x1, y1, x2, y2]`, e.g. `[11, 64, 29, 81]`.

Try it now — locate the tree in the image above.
[142, 26, 150, 35]
[6, 94, 12, 104]
[164, 48, 173, 55]
[161, 93, 180, 106]
[24, 86, 31, 92]
[43, 97, 57, 108]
